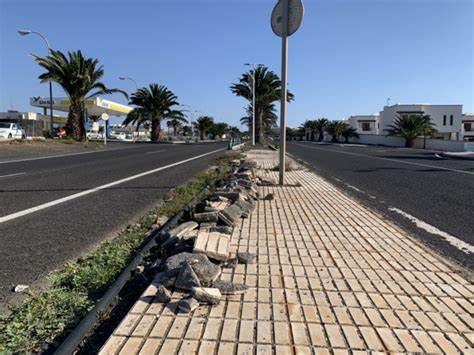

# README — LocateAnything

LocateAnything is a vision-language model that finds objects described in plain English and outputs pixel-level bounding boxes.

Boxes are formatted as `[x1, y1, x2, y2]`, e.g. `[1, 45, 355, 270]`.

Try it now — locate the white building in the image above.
[347, 114, 379, 134]
[0, 110, 66, 137]
[461, 114, 474, 141]
[379, 104, 463, 140]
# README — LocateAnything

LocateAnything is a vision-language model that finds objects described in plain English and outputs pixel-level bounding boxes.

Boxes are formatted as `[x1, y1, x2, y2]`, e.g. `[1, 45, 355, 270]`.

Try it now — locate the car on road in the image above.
[0, 122, 26, 140]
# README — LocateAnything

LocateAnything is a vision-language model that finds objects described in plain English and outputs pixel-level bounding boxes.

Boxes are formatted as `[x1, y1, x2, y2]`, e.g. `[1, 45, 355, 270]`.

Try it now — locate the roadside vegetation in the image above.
[33, 50, 127, 142]
[386, 114, 436, 148]
[0, 154, 235, 353]
[231, 65, 294, 144]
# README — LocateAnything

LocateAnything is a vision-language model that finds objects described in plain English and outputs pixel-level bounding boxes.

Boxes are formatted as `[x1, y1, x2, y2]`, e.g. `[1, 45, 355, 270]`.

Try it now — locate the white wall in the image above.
[347, 115, 379, 134]
[354, 134, 472, 152]
[379, 104, 463, 138]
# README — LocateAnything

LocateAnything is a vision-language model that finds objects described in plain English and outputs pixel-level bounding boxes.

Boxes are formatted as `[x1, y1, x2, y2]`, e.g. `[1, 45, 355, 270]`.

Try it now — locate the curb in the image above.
[53, 189, 211, 355]
[439, 152, 474, 161]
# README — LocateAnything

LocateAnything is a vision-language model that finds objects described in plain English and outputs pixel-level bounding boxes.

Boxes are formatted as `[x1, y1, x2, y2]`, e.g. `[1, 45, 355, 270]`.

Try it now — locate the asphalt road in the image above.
[0, 142, 227, 307]
[288, 141, 474, 271]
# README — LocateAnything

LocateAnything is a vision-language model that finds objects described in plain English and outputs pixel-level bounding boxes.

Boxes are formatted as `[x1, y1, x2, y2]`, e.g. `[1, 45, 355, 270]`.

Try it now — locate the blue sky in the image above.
[1, 0, 472, 128]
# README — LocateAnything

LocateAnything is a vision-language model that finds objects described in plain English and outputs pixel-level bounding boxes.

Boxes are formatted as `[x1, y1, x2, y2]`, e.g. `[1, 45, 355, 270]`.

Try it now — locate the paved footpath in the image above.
[100, 150, 473, 354]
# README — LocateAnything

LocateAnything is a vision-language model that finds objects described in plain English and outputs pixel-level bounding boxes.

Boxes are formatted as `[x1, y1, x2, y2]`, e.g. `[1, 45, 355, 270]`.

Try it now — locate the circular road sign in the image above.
[101, 113, 110, 121]
[271, 0, 304, 38]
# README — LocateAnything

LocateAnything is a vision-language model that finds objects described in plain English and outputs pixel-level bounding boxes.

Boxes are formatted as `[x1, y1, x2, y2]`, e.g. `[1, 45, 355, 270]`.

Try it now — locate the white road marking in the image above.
[0, 148, 225, 224]
[346, 184, 363, 193]
[389, 207, 473, 254]
[0, 146, 141, 164]
[0, 172, 26, 179]
[294, 143, 474, 176]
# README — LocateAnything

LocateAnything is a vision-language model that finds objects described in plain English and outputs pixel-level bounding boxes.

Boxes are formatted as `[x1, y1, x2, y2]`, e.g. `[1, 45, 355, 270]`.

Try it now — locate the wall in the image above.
[379, 104, 463, 136]
[354, 134, 471, 152]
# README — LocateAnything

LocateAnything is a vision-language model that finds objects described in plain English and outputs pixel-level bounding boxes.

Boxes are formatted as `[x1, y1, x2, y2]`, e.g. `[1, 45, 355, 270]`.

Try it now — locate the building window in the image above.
[465, 123, 472, 132]
[443, 115, 447, 125]
[450, 115, 453, 125]
[361, 122, 371, 131]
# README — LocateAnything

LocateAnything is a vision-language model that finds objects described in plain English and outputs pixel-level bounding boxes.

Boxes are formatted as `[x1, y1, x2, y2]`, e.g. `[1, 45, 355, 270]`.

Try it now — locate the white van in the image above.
[0, 122, 26, 140]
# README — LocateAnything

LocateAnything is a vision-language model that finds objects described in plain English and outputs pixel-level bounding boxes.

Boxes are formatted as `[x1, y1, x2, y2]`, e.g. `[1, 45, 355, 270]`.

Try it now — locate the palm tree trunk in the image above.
[69, 100, 85, 141]
[151, 119, 161, 142]
[318, 131, 324, 142]
[405, 138, 415, 148]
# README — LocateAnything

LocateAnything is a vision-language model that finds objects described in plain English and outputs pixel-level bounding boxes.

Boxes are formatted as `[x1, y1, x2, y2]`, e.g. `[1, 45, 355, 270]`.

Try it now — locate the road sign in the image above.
[101, 113, 110, 121]
[271, 0, 304, 37]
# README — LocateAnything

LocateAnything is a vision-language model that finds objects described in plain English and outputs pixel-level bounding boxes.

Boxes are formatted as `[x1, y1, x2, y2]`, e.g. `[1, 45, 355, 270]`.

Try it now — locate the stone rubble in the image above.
[150, 157, 258, 312]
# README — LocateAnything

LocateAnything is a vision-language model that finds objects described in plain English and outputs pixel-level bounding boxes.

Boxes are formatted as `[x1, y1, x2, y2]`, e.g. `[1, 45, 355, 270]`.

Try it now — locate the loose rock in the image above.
[213, 280, 248, 295]
[218, 204, 243, 226]
[13, 285, 29, 293]
[193, 211, 219, 223]
[155, 285, 172, 303]
[178, 297, 199, 313]
[192, 287, 221, 305]
[175, 262, 201, 290]
[209, 226, 233, 235]
[237, 252, 256, 264]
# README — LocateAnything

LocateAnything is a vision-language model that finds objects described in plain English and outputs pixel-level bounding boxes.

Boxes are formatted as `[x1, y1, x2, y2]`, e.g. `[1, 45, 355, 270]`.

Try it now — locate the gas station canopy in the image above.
[30, 96, 132, 117]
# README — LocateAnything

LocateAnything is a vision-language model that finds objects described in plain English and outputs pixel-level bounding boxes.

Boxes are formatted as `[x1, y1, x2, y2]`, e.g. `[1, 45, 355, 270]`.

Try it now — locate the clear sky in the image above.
[1, 0, 472, 128]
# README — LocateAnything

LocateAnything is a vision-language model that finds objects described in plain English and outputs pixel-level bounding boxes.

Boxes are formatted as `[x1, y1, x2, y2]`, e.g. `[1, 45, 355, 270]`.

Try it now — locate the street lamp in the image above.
[244, 63, 263, 145]
[18, 29, 54, 135]
[119, 76, 139, 91]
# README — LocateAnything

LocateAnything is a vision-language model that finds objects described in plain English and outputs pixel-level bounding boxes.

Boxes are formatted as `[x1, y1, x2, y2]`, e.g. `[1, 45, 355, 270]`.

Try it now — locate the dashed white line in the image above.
[0, 172, 26, 179]
[294, 143, 474, 176]
[389, 207, 473, 254]
[0, 148, 225, 224]
[0, 146, 141, 164]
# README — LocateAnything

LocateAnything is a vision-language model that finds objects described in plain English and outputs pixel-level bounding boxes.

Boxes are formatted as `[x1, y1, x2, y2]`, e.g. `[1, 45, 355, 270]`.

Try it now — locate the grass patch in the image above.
[0, 154, 235, 353]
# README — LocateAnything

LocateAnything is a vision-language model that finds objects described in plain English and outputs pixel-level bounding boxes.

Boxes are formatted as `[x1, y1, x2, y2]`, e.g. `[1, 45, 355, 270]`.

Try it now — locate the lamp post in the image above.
[18, 29, 54, 135]
[244, 63, 262, 146]
[119, 76, 139, 91]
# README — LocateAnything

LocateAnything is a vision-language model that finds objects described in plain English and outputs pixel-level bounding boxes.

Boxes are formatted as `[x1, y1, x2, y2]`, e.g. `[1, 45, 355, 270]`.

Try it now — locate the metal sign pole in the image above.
[279, 0, 289, 185]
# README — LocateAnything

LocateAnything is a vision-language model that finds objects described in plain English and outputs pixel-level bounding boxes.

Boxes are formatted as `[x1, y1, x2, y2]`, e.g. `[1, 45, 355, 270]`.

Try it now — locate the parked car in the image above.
[0, 122, 26, 139]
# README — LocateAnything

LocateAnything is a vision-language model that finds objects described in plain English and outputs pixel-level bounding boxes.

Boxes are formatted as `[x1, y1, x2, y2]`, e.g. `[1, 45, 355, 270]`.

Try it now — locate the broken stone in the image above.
[222, 258, 238, 268]
[168, 221, 199, 239]
[192, 287, 221, 305]
[13, 284, 29, 293]
[155, 285, 172, 303]
[193, 211, 219, 223]
[199, 222, 217, 230]
[164, 252, 221, 286]
[218, 204, 243, 226]
[236, 252, 256, 264]
[181, 229, 199, 241]
[178, 297, 199, 313]
[261, 193, 274, 201]
[215, 191, 241, 202]
[213, 280, 248, 295]
[203, 206, 218, 212]
[209, 226, 233, 235]
[234, 199, 254, 218]
[175, 262, 201, 290]
[162, 276, 176, 288]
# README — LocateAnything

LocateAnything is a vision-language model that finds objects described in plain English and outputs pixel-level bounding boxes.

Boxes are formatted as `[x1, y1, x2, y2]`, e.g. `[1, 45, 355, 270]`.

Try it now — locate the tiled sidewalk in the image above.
[100, 150, 473, 354]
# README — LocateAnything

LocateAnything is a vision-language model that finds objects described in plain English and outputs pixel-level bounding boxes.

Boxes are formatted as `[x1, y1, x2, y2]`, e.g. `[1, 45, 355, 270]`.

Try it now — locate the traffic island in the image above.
[99, 149, 472, 354]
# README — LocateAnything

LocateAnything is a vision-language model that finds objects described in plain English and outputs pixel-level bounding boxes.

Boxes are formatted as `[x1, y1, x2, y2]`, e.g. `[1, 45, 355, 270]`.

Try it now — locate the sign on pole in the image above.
[271, 0, 303, 185]
[101, 113, 109, 145]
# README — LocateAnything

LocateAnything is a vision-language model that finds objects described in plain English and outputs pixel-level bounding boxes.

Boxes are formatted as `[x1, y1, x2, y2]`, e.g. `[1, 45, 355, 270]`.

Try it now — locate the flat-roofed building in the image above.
[379, 104, 463, 140]
[347, 114, 379, 134]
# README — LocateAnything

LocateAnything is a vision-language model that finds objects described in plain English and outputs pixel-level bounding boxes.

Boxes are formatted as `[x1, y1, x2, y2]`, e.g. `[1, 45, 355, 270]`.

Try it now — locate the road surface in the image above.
[288, 141, 474, 270]
[0, 142, 227, 307]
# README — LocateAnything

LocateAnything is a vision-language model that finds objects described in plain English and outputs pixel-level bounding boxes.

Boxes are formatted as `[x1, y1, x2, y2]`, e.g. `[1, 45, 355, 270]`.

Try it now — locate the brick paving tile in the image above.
[100, 150, 474, 354]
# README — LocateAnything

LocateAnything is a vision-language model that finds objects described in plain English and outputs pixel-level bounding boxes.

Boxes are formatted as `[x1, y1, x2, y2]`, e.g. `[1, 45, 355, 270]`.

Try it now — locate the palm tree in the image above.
[196, 116, 214, 140]
[123, 84, 184, 142]
[386, 114, 436, 148]
[209, 122, 228, 139]
[231, 66, 293, 143]
[33, 50, 126, 141]
[341, 124, 360, 143]
[314, 118, 329, 142]
[240, 102, 278, 136]
[168, 117, 188, 135]
[326, 121, 346, 143]
[300, 120, 314, 141]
